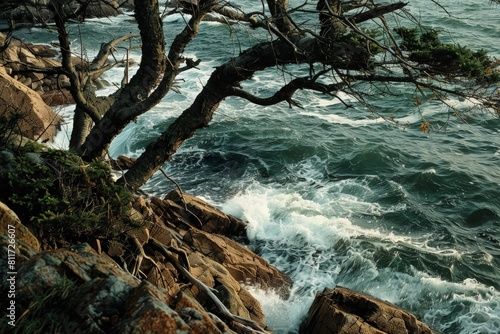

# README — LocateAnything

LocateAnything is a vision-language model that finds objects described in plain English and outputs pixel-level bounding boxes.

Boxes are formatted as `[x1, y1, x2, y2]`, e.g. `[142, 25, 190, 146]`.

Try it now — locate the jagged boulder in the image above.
[0, 238, 241, 333]
[139, 190, 293, 294]
[130, 193, 291, 327]
[184, 229, 292, 295]
[0, 201, 40, 252]
[118, 0, 135, 9]
[163, 189, 248, 238]
[0, 65, 61, 142]
[300, 287, 434, 334]
[0, 39, 73, 95]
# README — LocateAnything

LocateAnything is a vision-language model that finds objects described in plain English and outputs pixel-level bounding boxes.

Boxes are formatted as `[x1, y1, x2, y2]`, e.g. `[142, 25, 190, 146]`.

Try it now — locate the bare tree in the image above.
[115, 0, 500, 189]
[2, 0, 498, 191]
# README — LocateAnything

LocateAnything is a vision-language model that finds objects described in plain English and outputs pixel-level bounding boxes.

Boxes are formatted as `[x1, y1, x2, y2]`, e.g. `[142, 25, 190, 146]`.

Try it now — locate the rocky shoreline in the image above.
[1, 32, 436, 334]
[0, 187, 435, 333]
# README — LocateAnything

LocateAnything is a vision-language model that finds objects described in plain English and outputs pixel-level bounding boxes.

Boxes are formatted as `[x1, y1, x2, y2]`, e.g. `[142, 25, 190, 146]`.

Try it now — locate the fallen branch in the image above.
[131, 235, 167, 288]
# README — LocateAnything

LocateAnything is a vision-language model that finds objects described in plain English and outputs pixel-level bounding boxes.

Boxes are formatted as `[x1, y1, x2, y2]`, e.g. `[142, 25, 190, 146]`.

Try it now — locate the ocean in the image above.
[24, 0, 500, 333]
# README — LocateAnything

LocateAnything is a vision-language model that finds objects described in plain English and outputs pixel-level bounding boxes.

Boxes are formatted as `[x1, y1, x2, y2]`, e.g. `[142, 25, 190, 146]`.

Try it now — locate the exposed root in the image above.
[148, 237, 268, 334]
[131, 235, 166, 288]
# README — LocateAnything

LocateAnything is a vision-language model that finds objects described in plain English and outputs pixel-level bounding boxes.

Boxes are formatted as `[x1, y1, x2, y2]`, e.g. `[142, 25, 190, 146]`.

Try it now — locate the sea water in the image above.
[20, 0, 500, 333]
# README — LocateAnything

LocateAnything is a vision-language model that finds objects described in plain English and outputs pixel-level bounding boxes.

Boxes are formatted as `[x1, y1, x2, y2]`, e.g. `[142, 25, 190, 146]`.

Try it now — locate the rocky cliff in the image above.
[0, 145, 438, 333]
[0, 147, 292, 332]
[0, 32, 63, 143]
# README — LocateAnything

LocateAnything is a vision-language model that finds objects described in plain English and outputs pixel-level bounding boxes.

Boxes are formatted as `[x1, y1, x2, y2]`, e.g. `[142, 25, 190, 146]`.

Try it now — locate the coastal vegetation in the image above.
[1, 0, 498, 190]
[1, 1, 499, 333]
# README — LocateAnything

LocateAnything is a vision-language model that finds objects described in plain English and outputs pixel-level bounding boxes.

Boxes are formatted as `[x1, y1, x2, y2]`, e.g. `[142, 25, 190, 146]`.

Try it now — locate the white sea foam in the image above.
[299, 111, 384, 126]
[423, 168, 437, 174]
[218, 181, 500, 333]
[48, 105, 76, 150]
[220, 181, 472, 256]
[245, 287, 311, 334]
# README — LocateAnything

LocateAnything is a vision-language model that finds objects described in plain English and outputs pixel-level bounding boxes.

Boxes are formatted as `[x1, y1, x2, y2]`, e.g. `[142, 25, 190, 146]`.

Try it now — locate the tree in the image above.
[2, 0, 499, 190]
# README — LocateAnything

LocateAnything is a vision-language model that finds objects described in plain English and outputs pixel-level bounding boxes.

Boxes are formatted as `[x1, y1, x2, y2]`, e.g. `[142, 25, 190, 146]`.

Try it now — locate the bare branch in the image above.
[51, 0, 102, 123]
[90, 33, 139, 72]
[228, 77, 345, 108]
[348, 2, 408, 24]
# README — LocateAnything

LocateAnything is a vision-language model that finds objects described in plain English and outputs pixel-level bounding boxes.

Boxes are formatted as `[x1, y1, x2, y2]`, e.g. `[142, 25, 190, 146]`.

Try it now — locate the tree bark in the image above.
[52, 0, 102, 123]
[76, 0, 166, 159]
[78, 0, 213, 161]
[69, 107, 93, 150]
[117, 2, 410, 190]
[118, 39, 313, 189]
[69, 92, 115, 150]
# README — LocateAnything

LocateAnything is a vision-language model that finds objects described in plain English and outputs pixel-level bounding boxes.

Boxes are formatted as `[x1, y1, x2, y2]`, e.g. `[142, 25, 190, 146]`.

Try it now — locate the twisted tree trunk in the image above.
[118, 1, 409, 190]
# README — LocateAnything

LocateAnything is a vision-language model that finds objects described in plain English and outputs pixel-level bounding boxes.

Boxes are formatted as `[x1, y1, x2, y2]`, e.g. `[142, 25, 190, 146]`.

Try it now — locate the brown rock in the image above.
[2, 66, 12, 75]
[0, 0, 123, 23]
[0, 201, 40, 251]
[41, 89, 75, 106]
[1, 45, 21, 64]
[122, 200, 269, 329]
[18, 48, 45, 68]
[110, 155, 137, 170]
[19, 76, 32, 87]
[83, 0, 123, 18]
[118, 0, 135, 9]
[0, 239, 240, 333]
[184, 229, 292, 295]
[181, 250, 267, 328]
[300, 287, 434, 334]
[173, 291, 234, 334]
[28, 70, 45, 82]
[165, 189, 248, 238]
[41, 57, 62, 68]
[29, 44, 58, 58]
[114, 281, 191, 334]
[132, 196, 147, 211]
[0, 70, 62, 142]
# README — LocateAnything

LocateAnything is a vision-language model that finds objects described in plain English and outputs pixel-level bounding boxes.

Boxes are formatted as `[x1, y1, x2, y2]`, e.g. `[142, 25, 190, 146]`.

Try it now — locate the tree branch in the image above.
[51, 0, 102, 123]
[348, 2, 408, 24]
[90, 33, 139, 72]
[79, 0, 218, 161]
[228, 77, 345, 108]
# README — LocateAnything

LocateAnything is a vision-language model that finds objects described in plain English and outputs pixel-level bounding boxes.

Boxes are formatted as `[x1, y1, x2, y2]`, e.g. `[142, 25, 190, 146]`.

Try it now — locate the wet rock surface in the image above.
[0, 185, 435, 333]
[300, 286, 435, 334]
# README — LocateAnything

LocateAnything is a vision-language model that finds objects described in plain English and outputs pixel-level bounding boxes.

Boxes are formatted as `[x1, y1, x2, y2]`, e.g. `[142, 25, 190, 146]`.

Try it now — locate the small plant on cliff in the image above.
[0, 277, 77, 334]
[0, 146, 134, 247]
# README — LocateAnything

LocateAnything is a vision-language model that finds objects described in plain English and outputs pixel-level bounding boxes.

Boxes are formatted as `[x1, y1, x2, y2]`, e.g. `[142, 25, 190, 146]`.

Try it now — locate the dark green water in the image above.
[21, 0, 498, 332]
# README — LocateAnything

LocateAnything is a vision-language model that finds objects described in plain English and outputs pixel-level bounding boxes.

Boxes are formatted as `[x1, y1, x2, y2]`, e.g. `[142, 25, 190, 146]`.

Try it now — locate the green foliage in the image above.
[0, 277, 76, 334]
[394, 27, 500, 82]
[344, 29, 383, 52]
[0, 147, 133, 245]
